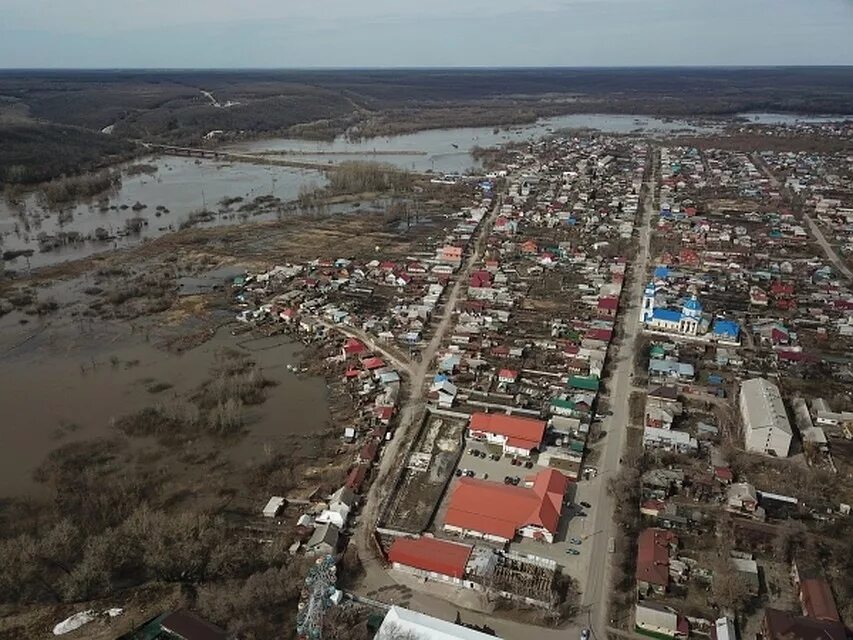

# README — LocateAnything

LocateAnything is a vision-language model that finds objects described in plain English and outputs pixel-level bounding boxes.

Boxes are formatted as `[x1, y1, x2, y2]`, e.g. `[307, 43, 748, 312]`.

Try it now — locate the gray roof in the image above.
[740, 378, 792, 436]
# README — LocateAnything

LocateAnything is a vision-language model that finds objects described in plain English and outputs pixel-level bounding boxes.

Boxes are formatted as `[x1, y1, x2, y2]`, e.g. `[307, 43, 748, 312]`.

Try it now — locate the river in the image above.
[0, 113, 717, 271]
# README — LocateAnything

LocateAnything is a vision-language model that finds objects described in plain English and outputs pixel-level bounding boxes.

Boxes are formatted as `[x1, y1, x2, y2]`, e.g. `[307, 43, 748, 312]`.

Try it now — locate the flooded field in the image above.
[229, 113, 720, 173]
[737, 111, 853, 125]
[0, 157, 327, 270]
[0, 299, 330, 497]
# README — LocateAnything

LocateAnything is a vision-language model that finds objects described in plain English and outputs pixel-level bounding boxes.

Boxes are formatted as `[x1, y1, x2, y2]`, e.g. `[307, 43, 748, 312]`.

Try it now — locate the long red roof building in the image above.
[387, 537, 473, 579]
[443, 468, 569, 542]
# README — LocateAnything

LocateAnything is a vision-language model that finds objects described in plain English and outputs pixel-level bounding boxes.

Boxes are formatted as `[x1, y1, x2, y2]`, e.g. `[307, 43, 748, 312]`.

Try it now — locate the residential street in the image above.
[580, 147, 656, 638]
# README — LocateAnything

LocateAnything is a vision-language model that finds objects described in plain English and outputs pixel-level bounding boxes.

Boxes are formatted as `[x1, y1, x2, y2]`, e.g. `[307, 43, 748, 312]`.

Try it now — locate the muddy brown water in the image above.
[0, 311, 331, 498]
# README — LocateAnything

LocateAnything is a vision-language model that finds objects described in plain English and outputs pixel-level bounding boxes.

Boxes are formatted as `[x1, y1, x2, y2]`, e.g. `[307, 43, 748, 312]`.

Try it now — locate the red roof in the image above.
[586, 328, 613, 342]
[362, 356, 386, 370]
[597, 296, 619, 310]
[346, 465, 369, 491]
[387, 537, 473, 578]
[800, 578, 840, 622]
[444, 469, 569, 540]
[343, 338, 367, 356]
[469, 413, 546, 451]
[636, 528, 677, 587]
[498, 368, 518, 380]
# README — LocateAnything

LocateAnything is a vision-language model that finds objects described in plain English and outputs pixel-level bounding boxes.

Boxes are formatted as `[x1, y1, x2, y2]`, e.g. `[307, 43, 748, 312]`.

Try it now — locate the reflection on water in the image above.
[229, 113, 720, 173]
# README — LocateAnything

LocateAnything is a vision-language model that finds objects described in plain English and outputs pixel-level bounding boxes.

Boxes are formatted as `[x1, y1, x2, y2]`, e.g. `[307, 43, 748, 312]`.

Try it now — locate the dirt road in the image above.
[751, 152, 852, 283]
[350, 197, 503, 583]
[580, 147, 656, 638]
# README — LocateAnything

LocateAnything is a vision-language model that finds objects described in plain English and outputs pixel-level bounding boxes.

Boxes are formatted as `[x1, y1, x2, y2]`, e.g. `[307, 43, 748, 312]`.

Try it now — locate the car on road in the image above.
[455, 469, 463, 477]
[581, 628, 590, 640]
[565, 548, 580, 556]
[569, 537, 582, 545]
[580, 501, 592, 509]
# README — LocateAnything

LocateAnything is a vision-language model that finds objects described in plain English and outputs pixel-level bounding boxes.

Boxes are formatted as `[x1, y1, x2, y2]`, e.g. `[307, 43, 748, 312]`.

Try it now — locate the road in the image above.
[803, 214, 853, 282]
[351, 197, 503, 584]
[580, 146, 657, 638]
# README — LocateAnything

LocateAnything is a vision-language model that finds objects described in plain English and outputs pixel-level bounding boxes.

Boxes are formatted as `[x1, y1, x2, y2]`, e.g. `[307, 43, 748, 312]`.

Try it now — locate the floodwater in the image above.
[227, 113, 720, 174]
[0, 297, 330, 497]
[0, 156, 327, 270]
[736, 112, 853, 125]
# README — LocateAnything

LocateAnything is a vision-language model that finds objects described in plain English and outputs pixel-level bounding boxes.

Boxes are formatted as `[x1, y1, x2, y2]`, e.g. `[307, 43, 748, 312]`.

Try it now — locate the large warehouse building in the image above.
[739, 378, 793, 457]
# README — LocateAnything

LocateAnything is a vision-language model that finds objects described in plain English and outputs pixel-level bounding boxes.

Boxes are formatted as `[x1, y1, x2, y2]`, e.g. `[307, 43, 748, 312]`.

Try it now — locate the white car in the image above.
[581, 628, 590, 640]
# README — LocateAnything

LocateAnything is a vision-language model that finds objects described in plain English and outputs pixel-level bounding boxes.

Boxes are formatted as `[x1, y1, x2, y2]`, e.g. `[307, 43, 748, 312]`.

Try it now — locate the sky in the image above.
[1, 0, 853, 68]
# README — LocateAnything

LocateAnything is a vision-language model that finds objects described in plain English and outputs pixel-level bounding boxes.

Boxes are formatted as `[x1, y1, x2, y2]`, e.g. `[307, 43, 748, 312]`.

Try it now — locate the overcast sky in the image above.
[2, 0, 853, 68]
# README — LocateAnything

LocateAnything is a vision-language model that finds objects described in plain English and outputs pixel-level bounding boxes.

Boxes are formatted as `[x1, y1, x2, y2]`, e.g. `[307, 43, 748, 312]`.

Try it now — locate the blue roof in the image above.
[654, 266, 670, 279]
[683, 296, 702, 311]
[712, 319, 740, 338]
[652, 308, 682, 323]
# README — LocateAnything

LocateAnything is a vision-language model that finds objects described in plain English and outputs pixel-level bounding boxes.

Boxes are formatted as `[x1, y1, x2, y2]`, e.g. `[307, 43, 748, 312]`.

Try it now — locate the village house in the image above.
[636, 528, 679, 595]
[467, 412, 547, 457]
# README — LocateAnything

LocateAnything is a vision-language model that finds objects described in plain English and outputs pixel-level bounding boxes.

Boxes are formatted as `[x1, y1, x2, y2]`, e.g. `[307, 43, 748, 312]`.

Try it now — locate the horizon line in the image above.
[2, 64, 853, 73]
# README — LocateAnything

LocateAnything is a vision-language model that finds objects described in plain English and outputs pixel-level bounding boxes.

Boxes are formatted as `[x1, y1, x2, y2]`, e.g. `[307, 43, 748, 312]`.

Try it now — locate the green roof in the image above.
[551, 398, 576, 410]
[569, 375, 600, 392]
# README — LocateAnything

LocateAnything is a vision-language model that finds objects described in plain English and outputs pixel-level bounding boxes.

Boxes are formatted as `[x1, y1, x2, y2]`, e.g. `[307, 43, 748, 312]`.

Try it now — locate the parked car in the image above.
[581, 628, 590, 640]
[511, 476, 521, 485]
[455, 469, 463, 477]
[580, 501, 592, 509]
[504, 476, 513, 484]
[566, 548, 580, 556]
[490, 453, 501, 461]
[569, 537, 582, 545]
[465, 470, 475, 477]
[575, 511, 587, 517]
[524, 461, 534, 469]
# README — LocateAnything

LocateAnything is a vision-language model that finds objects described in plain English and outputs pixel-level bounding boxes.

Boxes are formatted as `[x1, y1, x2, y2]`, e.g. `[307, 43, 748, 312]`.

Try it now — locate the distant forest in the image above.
[2, 67, 853, 185]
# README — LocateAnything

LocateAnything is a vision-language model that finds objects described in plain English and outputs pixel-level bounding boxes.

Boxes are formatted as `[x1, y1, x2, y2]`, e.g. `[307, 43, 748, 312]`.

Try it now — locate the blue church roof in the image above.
[654, 266, 670, 279]
[683, 296, 702, 312]
[712, 319, 740, 338]
[652, 308, 682, 323]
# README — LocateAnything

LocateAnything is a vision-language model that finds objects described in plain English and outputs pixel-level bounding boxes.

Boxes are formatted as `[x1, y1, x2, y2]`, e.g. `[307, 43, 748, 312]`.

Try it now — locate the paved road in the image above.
[581, 147, 656, 639]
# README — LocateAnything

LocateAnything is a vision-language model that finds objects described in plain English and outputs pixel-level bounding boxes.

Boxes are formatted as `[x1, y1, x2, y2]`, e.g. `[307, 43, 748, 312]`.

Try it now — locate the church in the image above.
[641, 282, 709, 337]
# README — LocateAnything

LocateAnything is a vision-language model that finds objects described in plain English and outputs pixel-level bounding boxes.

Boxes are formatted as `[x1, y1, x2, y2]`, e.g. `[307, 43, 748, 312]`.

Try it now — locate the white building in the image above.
[635, 602, 687, 639]
[641, 282, 706, 337]
[376, 606, 502, 640]
[740, 378, 793, 457]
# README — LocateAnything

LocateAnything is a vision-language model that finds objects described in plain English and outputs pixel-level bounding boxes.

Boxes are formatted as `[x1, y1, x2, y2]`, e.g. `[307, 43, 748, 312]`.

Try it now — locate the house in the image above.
[645, 395, 683, 430]
[443, 468, 569, 544]
[342, 338, 367, 358]
[763, 608, 846, 640]
[346, 464, 369, 492]
[467, 412, 547, 457]
[262, 496, 285, 518]
[636, 528, 678, 595]
[429, 379, 459, 408]
[316, 486, 356, 529]
[740, 378, 793, 457]
[387, 537, 474, 586]
[727, 482, 760, 513]
[119, 609, 232, 640]
[376, 606, 502, 640]
[799, 577, 840, 622]
[597, 296, 619, 318]
[497, 369, 518, 385]
[643, 427, 698, 454]
[635, 602, 688, 639]
[358, 441, 379, 465]
[306, 522, 339, 555]
[713, 617, 737, 640]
